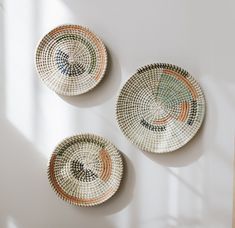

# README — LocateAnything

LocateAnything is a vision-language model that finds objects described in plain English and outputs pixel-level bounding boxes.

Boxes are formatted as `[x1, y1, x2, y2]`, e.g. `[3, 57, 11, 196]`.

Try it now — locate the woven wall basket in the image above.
[35, 25, 107, 96]
[116, 63, 206, 153]
[48, 134, 123, 206]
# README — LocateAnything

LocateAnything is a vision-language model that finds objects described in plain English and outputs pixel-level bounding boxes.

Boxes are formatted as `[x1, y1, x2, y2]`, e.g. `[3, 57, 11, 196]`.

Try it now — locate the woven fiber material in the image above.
[116, 63, 206, 153]
[35, 25, 107, 96]
[48, 134, 123, 206]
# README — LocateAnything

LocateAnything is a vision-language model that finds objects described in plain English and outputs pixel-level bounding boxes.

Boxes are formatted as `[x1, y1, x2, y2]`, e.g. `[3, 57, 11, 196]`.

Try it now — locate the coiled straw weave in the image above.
[48, 134, 123, 206]
[116, 63, 205, 153]
[35, 25, 107, 96]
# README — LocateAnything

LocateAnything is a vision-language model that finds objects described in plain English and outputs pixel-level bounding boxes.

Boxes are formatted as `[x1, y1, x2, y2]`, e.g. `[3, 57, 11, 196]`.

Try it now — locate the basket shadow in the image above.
[58, 46, 121, 108]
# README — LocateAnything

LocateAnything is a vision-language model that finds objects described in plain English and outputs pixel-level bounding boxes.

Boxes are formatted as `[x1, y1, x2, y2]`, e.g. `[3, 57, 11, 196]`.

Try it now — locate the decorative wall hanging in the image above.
[116, 63, 205, 153]
[48, 134, 123, 206]
[35, 25, 107, 96]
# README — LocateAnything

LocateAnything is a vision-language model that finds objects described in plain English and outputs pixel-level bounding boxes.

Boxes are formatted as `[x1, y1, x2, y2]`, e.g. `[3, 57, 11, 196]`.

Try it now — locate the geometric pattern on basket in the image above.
[35, 25, 107, 96]
[116, 63, 206, 153]
[48, 134, 123, 206]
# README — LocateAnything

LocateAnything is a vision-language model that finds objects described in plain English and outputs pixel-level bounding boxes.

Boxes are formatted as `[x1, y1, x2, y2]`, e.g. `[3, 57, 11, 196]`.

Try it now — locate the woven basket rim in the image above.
[35, 24, 108, 96]
[47, 133, 123, 206]
[116, 63, 206, 153]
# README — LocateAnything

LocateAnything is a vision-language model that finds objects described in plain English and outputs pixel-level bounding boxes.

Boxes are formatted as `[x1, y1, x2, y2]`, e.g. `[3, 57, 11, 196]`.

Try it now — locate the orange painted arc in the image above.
[99, 149, 112, 182]
[153, 114, 171, 125]
[177, 101, 190, 122]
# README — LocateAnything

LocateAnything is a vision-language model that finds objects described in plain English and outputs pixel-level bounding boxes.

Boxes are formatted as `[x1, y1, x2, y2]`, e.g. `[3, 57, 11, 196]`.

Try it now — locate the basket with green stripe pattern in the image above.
[116, 63, 205, 153]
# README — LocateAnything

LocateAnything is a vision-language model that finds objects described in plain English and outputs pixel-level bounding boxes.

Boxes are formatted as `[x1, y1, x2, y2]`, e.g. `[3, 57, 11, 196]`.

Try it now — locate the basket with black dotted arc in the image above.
[48, 134, 123, 206]
[35, 24, 107, 96]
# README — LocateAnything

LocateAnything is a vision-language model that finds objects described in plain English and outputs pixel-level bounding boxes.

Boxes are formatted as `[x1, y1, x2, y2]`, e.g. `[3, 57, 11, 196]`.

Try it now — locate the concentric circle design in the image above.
[48, 134, 123, 206]
[116, 63, 205, 153]
[35, 25, 107, 96]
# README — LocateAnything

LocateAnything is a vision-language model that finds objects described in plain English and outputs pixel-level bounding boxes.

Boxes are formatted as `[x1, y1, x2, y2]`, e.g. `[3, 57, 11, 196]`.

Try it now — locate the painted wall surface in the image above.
[0, 0, 235, 227]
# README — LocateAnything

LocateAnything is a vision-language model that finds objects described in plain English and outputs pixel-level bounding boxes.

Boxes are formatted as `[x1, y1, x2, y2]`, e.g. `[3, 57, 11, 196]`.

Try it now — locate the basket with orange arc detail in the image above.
[48, 134, 123, 206]
[35, 24, 107, 96]
[116, 63, 206, 153]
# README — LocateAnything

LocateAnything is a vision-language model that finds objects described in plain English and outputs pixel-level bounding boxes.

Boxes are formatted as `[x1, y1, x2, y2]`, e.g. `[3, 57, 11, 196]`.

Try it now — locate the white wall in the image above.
[0, 0, 234, 227]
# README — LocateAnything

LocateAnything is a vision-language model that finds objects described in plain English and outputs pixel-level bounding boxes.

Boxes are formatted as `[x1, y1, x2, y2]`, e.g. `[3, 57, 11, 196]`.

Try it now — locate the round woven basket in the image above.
[116, 63, 206, 153]
[35, 25, 107, 96]
[48, 134, 123, 206]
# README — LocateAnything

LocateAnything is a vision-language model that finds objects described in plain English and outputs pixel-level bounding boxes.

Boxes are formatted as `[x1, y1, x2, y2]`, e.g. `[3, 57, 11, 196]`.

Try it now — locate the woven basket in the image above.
[48, 134, 123, 206]
[35, 25, 107, 96]
[116, 63, 205, 153]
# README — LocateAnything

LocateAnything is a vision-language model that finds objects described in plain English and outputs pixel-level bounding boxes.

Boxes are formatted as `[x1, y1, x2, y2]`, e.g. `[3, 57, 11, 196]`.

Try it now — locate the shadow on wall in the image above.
[58, 46, 122, 108]
[0, 119, 135, 228]
[137, 214, 202, 228]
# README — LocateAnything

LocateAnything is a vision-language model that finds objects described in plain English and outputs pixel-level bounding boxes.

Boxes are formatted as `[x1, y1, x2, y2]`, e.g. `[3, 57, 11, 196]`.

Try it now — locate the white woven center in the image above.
[68, 55, 76, 64]
[149, 100, 166, 118]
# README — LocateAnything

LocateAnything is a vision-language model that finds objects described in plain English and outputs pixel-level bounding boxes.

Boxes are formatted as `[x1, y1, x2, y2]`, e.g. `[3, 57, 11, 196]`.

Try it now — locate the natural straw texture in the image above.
[48, 134, 123, 206]
[116, 63, 206, 153]
[35, 25, 107, 96]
